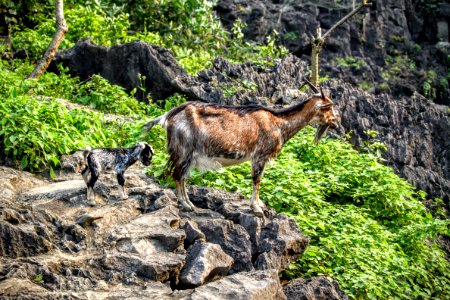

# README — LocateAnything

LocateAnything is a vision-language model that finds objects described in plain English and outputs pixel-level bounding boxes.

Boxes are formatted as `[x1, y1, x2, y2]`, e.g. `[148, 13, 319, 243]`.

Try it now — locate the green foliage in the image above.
[335, 56, 367, 71]
[33, 273, 44, 283]
[12, 4, 132, 60]
[0, 0, 54, 30]
[422, 80, 434, 99]
[72, 74, 158, 116]
[0, 59, 171, 173]
[359, 130, 387, 158]
[360, 81, 372, 91]
[382, 55, 416, 80]
[187, 127, 450, 299]
[416, 0, 442, 17]
[392, 35, 406, 43]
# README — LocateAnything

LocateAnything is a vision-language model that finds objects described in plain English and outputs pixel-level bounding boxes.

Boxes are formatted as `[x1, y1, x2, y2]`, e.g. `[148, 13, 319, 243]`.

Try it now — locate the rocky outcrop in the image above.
[51, 38, 188, 102]
[0, 155, 310, 299]
[179, 240, 234, 288]
[283, 277, 349, 300]
[52, 39, 308, 106]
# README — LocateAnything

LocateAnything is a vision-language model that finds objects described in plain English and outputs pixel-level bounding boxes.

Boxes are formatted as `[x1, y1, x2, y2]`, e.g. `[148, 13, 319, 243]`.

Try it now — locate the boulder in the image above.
[189, 270, 287, 300]
[108, 205, 185, 254]
[255, 214, 310, 272]
[189, 186, 310, 273]
[0, 166, 47, 205]
[101, 252, 185, 283]
[182, 220, 206, 248]
[179, 240, 234, 287]
[51, 38, 188, 102]
[283, 277, 349, 300]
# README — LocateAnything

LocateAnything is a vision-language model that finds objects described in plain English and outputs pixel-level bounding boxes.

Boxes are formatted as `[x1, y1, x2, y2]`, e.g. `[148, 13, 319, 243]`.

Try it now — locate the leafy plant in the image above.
[33, 273, 44, 283]
[335, 56, 367, 71]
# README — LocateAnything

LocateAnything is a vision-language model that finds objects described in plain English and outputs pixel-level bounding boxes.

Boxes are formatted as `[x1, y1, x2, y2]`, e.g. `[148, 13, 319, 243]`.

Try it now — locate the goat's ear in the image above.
[321, 102, 333, 108]
[136, 142, 146, 149]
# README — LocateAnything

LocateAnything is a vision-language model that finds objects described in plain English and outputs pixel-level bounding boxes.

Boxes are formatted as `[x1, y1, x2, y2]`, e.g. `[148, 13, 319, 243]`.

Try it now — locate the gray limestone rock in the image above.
[189, 270, 287, 300]
[284, 277, 349, 300]
[179, 240, 234, 287]
[0, 165, 321, 298]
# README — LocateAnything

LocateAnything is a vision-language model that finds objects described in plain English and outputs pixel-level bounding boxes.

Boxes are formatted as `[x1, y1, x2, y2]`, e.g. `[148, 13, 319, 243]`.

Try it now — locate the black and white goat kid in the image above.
[81, 142, 154, 202]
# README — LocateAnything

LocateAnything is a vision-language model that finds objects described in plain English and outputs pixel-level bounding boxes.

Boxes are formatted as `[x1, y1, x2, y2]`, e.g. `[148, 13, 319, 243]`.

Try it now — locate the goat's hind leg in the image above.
[172, 157, 196, 211]
[176, 180, 196, 211]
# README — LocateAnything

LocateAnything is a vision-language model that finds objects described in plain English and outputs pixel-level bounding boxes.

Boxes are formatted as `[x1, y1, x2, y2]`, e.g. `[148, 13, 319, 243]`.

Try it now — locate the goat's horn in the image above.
[302, 79, 320, 94]
[320, 86, 325, 98]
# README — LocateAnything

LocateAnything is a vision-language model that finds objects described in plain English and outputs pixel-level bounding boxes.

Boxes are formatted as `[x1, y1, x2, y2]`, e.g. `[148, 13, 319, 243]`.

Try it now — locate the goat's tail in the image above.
[143, 114, 166, 132]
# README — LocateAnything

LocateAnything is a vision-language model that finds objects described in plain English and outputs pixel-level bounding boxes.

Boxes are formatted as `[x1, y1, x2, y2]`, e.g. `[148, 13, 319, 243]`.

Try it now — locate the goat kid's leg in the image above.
[86, 169, 99, 203]
[251, 160, 266, 217]
[176, 180, 195, 211]
[81, 166, 90, 184]
[117, 172, 128, 200]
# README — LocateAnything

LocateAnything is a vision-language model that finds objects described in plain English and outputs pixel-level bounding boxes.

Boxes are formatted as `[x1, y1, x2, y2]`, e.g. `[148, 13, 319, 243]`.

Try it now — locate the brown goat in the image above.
[144, 84, 340, 216]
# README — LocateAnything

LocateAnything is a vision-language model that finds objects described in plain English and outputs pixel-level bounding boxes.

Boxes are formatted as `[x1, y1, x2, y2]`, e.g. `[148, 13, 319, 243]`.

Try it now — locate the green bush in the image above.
[0, 60, 171, 174]
[12, 5, 132, 60]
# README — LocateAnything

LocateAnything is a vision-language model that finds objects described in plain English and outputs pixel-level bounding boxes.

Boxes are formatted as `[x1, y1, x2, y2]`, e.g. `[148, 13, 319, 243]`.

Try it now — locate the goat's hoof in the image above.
[179, 203, 194, 212]
[187, 201, 197, 210]
[87, 200, 97, 207]
[251, 206, 264, 217]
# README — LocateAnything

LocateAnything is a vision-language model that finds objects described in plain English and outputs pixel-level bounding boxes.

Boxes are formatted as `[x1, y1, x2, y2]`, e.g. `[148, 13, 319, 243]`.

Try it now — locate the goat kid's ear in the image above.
[136, 142, 146, 149]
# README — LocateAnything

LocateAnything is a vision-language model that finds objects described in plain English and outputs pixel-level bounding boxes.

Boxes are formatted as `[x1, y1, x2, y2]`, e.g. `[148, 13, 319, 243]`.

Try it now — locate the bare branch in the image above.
[28, 0, 68, 79]
[321, 0, 371, 45]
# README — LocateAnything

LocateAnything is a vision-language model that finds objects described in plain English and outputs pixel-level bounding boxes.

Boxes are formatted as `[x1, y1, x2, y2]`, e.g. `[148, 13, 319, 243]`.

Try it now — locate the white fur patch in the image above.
[193, 153, 250, 170]
[193, 155, 222, 170]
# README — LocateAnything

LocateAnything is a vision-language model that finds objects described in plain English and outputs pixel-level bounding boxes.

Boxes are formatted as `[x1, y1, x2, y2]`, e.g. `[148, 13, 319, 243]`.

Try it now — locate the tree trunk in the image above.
[28, 0, 68, 79]
[311, 42, 322, 87]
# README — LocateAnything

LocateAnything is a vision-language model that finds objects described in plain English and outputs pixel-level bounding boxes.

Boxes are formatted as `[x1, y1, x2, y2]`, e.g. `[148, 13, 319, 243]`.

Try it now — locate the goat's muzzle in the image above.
[330, 120, 339, 129]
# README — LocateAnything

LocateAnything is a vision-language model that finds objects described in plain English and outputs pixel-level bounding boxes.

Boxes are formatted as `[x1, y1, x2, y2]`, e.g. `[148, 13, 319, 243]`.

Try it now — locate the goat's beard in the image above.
[313, 124, 329, 144]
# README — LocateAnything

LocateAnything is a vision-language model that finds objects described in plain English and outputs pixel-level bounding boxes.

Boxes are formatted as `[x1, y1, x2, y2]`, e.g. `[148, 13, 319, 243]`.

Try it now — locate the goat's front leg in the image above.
[176, 180, 196, 211]
[117, 172, 128, 200]
[251, 159, 266, 217]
